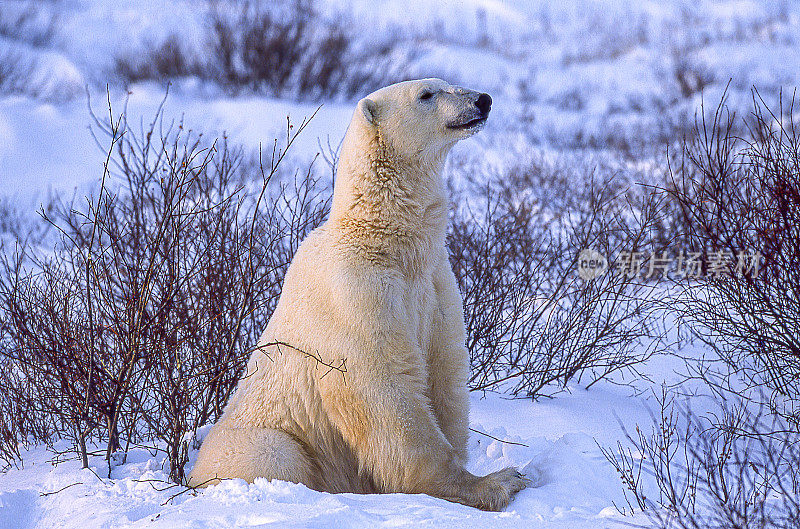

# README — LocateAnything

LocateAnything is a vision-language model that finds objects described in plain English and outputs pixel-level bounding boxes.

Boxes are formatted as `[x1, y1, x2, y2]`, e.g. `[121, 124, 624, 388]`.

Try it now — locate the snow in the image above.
[0, 86, 352, 204]
[3, 0, 799, 200]
[0, 389, 655, 529]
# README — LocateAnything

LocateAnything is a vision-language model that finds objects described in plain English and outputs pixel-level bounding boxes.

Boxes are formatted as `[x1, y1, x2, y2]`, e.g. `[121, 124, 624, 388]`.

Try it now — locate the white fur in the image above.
[189, 79, 526, 511]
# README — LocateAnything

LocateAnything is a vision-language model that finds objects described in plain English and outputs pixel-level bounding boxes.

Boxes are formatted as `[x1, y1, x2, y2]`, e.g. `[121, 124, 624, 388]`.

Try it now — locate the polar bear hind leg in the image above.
[188, 425, 315, 488]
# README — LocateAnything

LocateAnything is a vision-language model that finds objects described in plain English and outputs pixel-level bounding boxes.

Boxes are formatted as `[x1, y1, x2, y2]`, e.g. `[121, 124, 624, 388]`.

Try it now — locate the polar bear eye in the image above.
[419, 91, 434, 101]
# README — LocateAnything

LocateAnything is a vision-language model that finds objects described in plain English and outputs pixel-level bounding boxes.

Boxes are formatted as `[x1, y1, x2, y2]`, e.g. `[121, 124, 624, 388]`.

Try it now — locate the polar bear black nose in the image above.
[475, 93, 492, 115]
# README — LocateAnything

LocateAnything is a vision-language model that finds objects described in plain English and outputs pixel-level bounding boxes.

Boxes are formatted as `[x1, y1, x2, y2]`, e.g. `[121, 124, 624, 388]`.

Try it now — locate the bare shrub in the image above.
[665, 90, 800, 424]
[0, 195, 53, 247]
[0, 47, 79, 101]
[672, 52, 715, 99]
[207, 0, 409, 99]
[116, 0, 409, 100]
[0, 96, 329, 481]
[601, 89, 800, 529]
[449, 156, 668, 396]
[0, 337, 54, 471]
[540, 107, 696, 161]
[561, 12, 649, 66]
[0, 50, 39, 96]
[0, 3, 59, 48]
[602, 390, 799, 529]
[115, 35, 200, 83]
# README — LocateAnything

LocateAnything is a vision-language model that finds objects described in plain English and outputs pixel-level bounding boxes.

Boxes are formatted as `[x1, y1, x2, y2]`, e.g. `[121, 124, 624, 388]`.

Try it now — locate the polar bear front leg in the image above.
[320, 323, 525, 510]
[430, 256, 471, 465]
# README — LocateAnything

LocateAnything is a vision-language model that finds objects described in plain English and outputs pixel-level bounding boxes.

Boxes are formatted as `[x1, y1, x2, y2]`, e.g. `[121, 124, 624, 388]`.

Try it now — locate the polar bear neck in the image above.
[329, 126, 450, 275]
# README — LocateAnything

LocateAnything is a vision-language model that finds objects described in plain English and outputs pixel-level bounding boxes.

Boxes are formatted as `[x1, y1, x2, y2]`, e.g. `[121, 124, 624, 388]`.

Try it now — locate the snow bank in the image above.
[0, 391, 654, 529]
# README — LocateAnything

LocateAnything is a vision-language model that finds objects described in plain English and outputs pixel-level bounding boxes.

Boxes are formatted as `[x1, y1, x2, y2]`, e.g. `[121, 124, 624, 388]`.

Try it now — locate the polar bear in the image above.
[188, 79, 527, 511]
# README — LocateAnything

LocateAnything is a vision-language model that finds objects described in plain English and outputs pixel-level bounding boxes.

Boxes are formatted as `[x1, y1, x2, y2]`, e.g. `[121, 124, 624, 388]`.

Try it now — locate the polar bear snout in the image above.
[475, 93, 492, 116]
[444, 89, 492, 132]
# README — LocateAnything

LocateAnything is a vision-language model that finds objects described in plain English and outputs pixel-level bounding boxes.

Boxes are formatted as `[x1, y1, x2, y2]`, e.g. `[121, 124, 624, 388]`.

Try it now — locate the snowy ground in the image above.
[0, 388, 661, 529]
[1, 0, 798, 527]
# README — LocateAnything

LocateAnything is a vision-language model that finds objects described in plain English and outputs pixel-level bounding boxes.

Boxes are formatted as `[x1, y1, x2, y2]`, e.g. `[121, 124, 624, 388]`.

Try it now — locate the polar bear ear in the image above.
[358, 97, 379, 126]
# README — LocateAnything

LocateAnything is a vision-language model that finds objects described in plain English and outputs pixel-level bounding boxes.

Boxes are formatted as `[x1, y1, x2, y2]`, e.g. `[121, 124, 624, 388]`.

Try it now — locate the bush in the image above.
[602, 389, 799, 529]
[666, 91, 800, 424]
[0, 195, 54, 246]
[0, 3, 59, 48]
[0, 97, 329, 481]
[448, 156, 669, 396]
[115, 35, 201, 83]
[0, 4, 72, 100]
[0, 51, 37, 97]
[601, 90, 800, 529]
[116, 0, 410, 100]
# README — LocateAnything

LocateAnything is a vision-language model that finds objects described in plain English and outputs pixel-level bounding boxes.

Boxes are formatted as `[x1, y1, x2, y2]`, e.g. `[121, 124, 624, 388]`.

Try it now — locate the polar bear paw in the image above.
[464, 466, 529, 511]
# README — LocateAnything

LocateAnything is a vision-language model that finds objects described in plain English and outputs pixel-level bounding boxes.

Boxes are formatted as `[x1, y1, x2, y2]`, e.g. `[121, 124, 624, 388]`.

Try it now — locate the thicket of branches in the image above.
[667, 91, 800, 422]
[116, 0, 409, 100]
[0, 98, 329, 482]
[601, 92, 800, 528]
[448, 156, 669, 396]
[0, 50, 39, 98]
[602, 390, 799, 529]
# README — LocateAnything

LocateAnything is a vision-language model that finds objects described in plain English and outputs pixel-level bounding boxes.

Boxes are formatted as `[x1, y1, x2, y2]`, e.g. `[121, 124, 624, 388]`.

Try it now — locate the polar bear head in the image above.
[355, 78, 492, 164]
